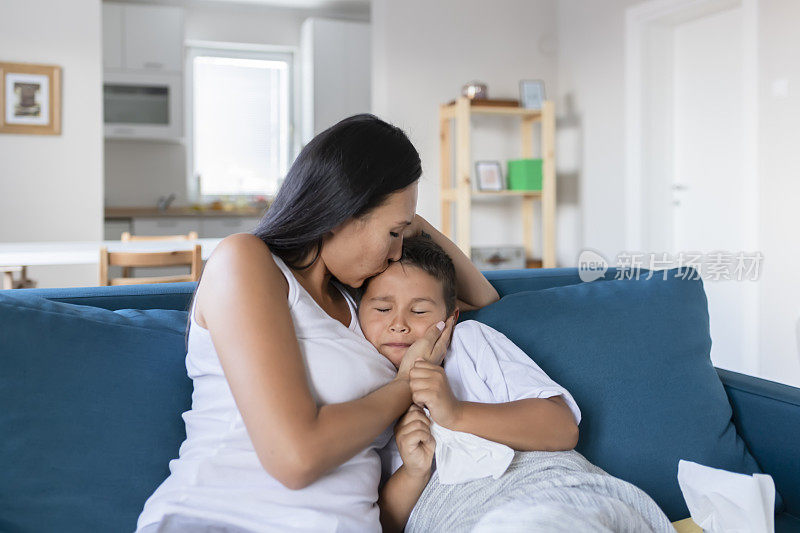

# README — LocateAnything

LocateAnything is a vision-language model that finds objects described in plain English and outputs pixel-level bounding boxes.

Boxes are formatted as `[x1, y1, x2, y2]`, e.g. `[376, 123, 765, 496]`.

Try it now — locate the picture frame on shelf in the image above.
[475, 160, 504, 191]
[0, 61, 62, 135]
[519, 79, 545, 110]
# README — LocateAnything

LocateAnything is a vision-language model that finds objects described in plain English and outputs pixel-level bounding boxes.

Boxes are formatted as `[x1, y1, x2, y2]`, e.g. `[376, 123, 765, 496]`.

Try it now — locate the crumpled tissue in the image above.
[425, 408, 514, 485]
[677, 459, 775, 533]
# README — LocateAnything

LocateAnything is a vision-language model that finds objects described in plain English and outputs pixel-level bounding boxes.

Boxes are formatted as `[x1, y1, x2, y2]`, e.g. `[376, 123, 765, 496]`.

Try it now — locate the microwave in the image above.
[103, 71, 182, 141]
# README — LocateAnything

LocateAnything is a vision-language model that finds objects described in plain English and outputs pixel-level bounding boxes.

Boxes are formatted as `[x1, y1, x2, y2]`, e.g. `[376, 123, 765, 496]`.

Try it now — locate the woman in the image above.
[136, 114, 499, 532]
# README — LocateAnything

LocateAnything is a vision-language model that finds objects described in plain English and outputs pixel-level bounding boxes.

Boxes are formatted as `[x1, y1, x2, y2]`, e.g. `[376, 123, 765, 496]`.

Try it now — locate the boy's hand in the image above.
[395, 405, 435, 479]
[396, 316, 455, 381]
[409, 360, 463, 429]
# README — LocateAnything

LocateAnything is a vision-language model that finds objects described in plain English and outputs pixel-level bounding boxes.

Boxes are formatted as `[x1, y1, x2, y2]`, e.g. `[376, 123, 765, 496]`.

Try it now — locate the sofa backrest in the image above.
[11, 267, 621, 310]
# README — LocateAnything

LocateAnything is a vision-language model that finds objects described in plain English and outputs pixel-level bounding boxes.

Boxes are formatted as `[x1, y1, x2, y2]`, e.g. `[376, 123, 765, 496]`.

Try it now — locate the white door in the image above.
[671, 6, 754, 372]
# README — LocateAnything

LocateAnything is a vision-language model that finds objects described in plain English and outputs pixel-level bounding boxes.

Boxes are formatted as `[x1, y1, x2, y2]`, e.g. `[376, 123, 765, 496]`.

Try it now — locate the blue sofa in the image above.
[1, 267, 799, 532]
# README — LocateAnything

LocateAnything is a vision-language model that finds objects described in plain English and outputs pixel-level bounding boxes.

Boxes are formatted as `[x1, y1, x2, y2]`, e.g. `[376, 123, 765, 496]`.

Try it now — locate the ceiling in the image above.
[192, 0, 367, 8]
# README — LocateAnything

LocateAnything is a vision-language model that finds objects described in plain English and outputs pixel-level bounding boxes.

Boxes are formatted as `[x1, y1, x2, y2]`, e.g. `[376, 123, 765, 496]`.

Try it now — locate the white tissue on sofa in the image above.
[677, 459, 775, 533]
[426, 408, 514, 485]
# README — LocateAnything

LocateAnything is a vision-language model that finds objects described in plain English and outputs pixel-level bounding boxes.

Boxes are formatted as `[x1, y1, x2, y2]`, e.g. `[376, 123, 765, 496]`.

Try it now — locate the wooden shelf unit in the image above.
[439, 96, 556, 268]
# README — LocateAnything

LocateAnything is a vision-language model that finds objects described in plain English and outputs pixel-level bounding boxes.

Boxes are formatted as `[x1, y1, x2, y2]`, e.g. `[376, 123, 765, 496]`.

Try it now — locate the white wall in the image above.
[0, 0, 103, 288]
[556, 0, 799, 387]
[757, 0, 800, 386]
[371, 0, 571, 262]
[103, 0, 369, 209]
[556, 0, 640, 262]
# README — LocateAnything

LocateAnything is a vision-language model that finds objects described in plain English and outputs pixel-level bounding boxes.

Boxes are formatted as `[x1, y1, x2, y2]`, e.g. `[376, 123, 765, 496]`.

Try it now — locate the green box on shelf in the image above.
[507, 158, 543, 191]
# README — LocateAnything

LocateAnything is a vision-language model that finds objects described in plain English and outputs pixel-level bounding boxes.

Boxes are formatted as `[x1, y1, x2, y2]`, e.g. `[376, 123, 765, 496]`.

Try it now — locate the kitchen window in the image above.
[187, 43, 295, 200]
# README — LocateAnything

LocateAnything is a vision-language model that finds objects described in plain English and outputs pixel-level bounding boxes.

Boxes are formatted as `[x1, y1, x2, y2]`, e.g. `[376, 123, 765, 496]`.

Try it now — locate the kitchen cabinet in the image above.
[102, 2, 184, 140]
[127, 216, 260, 239]
[104, 219, 132, 241]
[131, 217, 200, 238]
[124, 5, 183, 72]
[201, 217, 261, 238]
[102, 4, 124, 70]
[102, 3, 184, 73]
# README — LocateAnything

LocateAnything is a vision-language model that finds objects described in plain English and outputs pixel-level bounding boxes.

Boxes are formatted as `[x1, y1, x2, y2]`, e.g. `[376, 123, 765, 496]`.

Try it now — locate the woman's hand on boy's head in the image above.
[401, 214, 426, 240]
[409, 360, 463, 430]
[394, 405, 435, 479]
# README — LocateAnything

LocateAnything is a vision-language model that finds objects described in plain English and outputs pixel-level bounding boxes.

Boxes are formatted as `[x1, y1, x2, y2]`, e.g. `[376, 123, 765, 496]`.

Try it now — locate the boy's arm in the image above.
[378, 404, 436, 532]
[378, 465, 431, 533]
[449, 395, 579, 451]
[410, 360, 579, 452]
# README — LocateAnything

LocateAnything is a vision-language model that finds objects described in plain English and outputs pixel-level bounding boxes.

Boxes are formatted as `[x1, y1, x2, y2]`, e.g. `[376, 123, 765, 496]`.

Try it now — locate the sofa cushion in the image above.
[463, 268, 783, 521]
[0, 293, 192, 533]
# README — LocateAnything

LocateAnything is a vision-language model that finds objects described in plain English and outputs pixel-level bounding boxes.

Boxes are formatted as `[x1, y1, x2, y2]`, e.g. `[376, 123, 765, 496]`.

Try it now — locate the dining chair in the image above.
[120, 231, 198, 242]
[99, 244, 202, 286]
[119, 231, 199, 277]
[1, 265, 37, 290]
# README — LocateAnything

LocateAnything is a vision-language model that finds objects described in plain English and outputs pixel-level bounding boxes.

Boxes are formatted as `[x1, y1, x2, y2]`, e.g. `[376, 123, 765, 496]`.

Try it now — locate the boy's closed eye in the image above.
[373, 307, 429, 315]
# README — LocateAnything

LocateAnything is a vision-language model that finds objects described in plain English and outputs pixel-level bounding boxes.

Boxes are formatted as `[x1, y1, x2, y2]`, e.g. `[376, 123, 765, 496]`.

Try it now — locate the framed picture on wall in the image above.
[475, 160, 505, 191]
[519, 79, 546, 110]
[0, 61, 61, 135]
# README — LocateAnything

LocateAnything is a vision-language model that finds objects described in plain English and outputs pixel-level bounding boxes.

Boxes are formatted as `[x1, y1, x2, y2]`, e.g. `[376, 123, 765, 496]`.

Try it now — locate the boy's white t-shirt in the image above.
[379, 319, 582, 478]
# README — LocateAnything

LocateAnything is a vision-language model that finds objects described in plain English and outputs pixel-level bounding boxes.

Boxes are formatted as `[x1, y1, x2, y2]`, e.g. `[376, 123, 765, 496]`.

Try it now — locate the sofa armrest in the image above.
[717, 367, 800, 517]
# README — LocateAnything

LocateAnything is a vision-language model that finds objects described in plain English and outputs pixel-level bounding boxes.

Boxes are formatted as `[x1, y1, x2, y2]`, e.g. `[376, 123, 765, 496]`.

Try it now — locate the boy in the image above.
[356, 236, 582, 532]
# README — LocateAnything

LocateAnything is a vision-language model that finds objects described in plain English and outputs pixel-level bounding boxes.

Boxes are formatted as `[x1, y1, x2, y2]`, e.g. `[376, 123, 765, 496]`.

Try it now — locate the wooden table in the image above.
[0, 238, 223, 267]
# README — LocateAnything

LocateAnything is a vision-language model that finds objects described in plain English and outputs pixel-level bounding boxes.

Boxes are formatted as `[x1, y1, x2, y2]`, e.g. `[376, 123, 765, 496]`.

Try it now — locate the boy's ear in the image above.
[444, 308, 460, 352]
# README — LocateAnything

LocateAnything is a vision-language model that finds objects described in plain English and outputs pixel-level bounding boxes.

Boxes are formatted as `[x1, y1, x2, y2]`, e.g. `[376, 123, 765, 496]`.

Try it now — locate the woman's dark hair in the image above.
[184, 113, 421, 349]
[359, 235, 457, 316]
[251, 113, 422, 270]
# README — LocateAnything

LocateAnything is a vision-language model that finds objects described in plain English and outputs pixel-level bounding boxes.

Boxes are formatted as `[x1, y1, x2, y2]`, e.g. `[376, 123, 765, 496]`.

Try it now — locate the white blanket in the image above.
[406, 449, 674, 533]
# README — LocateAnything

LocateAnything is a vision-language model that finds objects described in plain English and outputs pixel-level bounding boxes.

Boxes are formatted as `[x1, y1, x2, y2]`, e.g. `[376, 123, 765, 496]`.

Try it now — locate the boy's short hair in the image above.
[360, 235, 457, 315]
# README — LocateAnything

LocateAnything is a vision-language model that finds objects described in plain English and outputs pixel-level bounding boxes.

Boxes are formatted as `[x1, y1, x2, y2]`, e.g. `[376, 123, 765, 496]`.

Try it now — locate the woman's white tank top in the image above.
[136, 252, 397, 533]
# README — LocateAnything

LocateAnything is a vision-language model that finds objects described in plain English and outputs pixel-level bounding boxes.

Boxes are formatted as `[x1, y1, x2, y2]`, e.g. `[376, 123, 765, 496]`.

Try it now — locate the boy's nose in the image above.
[389, 322, 409, 333]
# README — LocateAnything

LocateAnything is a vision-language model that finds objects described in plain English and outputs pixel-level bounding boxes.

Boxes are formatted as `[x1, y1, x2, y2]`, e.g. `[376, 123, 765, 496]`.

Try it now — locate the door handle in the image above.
[672, 184, 689, 191]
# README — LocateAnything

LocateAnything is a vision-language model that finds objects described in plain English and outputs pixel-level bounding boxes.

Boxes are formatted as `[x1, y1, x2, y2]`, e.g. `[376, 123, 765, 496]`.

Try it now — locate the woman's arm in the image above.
[409, 360, 579, 452]
[405, 215, 499, 309]
[200, 234, 453, 490]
